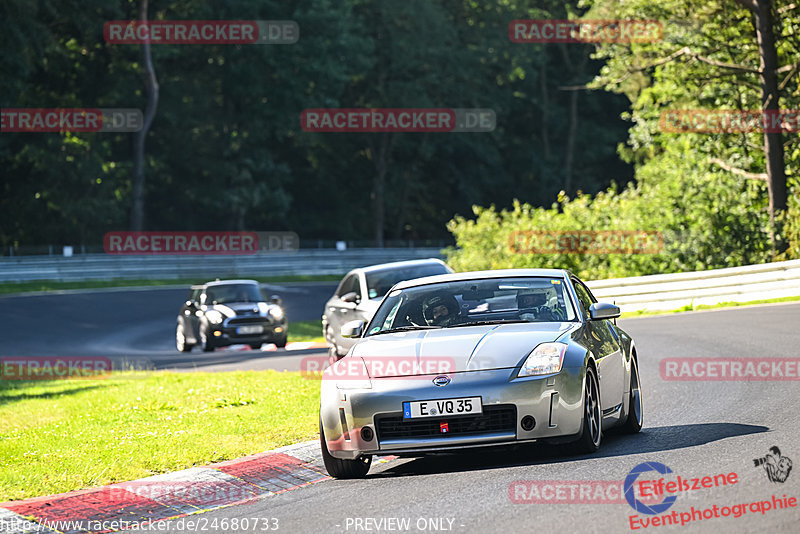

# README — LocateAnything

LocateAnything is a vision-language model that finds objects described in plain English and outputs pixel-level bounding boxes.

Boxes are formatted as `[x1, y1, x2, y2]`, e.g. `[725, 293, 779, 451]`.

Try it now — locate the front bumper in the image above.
[320, 366, 585, 460]
[207, 317, 287, 347]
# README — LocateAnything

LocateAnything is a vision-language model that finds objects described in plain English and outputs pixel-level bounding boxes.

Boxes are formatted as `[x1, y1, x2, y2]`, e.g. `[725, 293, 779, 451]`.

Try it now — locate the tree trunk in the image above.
[130, 0, 159, 231]
[368, 133, 393, 248]
[754, 0, 787, 252]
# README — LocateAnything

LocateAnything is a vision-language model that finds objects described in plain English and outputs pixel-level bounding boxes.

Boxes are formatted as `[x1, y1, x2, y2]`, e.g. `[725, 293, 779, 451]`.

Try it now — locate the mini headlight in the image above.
[206, 310, 224, 324]
[269, 307, 284, 321]
[518, 342, 567, 377]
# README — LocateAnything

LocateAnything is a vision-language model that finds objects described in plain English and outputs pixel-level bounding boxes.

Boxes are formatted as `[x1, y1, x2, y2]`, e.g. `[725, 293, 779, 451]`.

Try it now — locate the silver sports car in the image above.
[318, 269, 643, 478]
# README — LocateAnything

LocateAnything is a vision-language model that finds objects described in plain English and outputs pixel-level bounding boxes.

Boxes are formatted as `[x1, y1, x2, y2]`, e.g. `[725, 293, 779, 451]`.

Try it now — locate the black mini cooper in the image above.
[176, 279, 287, 352]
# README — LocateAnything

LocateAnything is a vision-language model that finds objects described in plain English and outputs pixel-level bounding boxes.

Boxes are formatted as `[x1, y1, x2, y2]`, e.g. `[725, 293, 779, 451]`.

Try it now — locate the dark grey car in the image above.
[176, 279, 287, 352]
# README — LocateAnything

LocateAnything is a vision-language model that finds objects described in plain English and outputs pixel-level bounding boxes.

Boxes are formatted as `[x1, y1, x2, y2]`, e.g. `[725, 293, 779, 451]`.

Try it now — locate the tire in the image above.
[325, 326, 340, 360]
[275, 335, 287, 349]
[619, 355, 643, 434]
[176, 322, 193, 352]
[200, 329, 214, 352]
[319, 418, 371, 479]
[571, 365, 602, 454]
[249, 344, 262, 350]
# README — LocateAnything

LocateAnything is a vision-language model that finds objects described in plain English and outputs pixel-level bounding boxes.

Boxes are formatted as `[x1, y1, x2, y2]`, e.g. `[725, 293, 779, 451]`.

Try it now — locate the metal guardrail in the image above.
[0, 248, 446, 283]
[586, 259, 800, 312]
[2, 247, 798, 313]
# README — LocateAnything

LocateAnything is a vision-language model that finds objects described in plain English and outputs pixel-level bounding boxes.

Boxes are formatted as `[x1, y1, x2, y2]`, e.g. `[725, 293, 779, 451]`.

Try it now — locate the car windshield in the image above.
[205, 284, 263, 304]
[364, 264, 450, 300]
[365, 277, 577, 335]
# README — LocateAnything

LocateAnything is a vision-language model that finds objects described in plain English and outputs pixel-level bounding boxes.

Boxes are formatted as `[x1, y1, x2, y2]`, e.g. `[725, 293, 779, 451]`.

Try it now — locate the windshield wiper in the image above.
[370, 325, 442, 336]
[445, 319, 530, 328]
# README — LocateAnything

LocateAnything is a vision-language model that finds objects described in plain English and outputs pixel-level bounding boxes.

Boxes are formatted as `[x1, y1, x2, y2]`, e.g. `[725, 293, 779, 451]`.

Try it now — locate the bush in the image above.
[446, 149, 777, 280]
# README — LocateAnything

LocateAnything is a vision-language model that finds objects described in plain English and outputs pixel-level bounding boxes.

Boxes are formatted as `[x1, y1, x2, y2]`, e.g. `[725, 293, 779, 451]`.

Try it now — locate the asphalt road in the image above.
[122, 302, 799, 534]
[0, 282, 337, 371]
[4, 287, 800, 533]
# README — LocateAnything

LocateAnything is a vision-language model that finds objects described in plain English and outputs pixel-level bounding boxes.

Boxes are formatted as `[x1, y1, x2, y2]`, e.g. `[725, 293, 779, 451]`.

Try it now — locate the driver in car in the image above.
[422, 294, 461, 327]
[517, 290, 556, 321]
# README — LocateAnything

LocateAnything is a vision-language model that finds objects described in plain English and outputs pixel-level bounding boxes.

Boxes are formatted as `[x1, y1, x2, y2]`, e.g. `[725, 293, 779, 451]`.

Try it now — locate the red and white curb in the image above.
[0, 440, 395, 534]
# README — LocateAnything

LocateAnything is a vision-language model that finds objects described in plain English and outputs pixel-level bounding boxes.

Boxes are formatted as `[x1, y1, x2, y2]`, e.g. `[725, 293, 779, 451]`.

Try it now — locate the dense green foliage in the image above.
[447, 0, 800, 276]
[1, 0, 633, 249]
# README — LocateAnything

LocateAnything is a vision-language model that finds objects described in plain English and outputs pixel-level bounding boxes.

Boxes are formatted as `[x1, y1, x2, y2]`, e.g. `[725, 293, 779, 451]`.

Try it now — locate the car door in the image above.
[329, 274, 361, 347]
[182, 288, 202, 342]
[572, 278, 625, 412]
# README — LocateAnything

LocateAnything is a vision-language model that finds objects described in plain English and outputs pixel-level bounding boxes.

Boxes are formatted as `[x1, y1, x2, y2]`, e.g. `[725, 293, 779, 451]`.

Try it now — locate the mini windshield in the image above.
[365, 277, 577, 335]
[205, 284, 263, 304]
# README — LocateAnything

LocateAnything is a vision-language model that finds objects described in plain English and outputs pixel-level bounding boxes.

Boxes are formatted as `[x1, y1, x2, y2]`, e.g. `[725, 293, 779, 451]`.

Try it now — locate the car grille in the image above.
[227, 317, 271, 326]
[375, 405, 517, 441]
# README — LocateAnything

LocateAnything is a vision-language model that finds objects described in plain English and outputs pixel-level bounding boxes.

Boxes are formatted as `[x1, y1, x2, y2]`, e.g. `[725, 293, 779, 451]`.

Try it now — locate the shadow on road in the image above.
[372, 422, 769, 478]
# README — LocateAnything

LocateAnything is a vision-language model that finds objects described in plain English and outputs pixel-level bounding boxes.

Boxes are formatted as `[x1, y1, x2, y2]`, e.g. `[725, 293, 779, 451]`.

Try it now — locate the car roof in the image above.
[351, 258, 449, 275]
[202, 279, 259, 288]
[390, 268, 573, 290]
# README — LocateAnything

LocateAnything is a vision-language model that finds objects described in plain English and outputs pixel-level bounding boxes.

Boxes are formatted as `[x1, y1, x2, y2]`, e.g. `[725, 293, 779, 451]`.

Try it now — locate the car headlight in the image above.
[206, 310, 224, 324]
[518, 342, 567, 377]
[324, 357, 372, 389]
[257, 302, 284, 321]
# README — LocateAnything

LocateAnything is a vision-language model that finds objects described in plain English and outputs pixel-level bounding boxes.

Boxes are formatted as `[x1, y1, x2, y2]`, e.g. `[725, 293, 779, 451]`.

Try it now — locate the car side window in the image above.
[337, 275, 359, 298]
[572, 279, 594, 316]
[190, 289, 201, 302]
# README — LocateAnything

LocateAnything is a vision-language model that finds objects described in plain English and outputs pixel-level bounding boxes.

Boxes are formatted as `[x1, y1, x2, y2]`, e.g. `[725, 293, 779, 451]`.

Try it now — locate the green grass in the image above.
[0, 370, 320, 502]
[620, 294, 800, 318]
[0, 275, 343, 295]
[287, 320, 325, 343]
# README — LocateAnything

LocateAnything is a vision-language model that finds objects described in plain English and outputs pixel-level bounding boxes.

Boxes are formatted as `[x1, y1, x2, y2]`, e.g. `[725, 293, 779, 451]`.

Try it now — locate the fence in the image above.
[586, 259, 800, 312]
[0, 248, 446, 283]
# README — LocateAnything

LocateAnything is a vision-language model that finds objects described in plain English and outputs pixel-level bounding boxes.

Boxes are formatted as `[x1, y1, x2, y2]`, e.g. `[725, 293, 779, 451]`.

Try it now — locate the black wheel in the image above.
[176, 322, 193, 352]
[319, 418, 371, 479]
[572, 365, 602, 454]
[200, 329, 214, 352]
[619, 355, 643, 434]
[248, 344, 262, 350]
[275, 335, 287, 348]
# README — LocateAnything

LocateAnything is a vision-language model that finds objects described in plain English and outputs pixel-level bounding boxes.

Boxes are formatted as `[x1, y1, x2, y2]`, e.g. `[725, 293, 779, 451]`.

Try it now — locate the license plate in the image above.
[403, 397, 482, 419]
[237, 325, 264, 335]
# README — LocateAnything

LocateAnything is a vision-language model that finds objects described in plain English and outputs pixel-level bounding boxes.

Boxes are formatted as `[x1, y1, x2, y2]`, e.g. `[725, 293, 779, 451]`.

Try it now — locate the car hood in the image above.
[350, 322, 578, 377]
[210, 303, 263, 316]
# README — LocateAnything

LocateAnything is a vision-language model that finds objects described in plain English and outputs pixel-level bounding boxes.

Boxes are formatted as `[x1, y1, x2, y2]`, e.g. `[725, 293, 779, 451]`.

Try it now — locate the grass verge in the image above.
[0, 275, 342, 295]
[0, 370, 320, 502]
[620, 294, 800, 319]
[287, 320, 324, 343]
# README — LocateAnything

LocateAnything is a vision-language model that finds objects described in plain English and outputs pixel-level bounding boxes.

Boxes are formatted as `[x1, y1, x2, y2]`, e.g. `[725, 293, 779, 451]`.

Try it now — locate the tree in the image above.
[130, 0, 159, 231]
[585, 0, 799, 253]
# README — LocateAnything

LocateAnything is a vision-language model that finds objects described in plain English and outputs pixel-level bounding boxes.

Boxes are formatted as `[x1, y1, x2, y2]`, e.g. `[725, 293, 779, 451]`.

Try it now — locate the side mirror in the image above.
[341, 320, 365, 338]
[589, 302, 621, 320]
[341, 292, 360, 304]
[270, 294, 282, 306]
